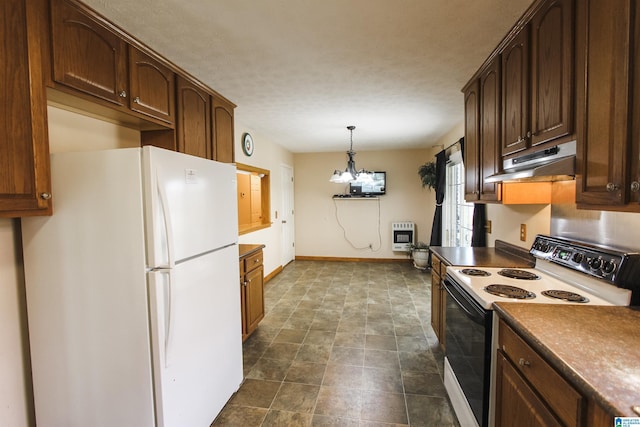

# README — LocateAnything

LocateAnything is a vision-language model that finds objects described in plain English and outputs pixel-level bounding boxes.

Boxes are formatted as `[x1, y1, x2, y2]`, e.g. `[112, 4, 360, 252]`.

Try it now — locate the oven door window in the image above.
[444, 277, 492, 427]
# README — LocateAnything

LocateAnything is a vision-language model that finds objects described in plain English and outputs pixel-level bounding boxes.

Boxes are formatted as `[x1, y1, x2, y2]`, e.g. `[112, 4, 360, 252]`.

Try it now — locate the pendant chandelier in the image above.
[329, 126, 373, 183]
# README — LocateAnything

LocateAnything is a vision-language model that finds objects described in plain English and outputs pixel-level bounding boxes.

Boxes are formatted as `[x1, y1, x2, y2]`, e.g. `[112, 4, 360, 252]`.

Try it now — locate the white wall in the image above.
[0, 106, 141, 427]
[234, 118, 294, 276]
[486, 204, 551, 248]
[0, 219, 33, 427]
[294, 148, 440, 259]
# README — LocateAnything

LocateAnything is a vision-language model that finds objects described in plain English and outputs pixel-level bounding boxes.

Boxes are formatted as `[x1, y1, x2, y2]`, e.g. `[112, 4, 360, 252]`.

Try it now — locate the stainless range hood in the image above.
[484, 140, 576, 183]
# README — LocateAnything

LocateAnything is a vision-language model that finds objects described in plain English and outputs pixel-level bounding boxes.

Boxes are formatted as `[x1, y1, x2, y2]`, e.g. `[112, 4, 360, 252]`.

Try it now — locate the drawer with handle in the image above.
[499, 319, 584, 427]
[244, 251, 263, 271]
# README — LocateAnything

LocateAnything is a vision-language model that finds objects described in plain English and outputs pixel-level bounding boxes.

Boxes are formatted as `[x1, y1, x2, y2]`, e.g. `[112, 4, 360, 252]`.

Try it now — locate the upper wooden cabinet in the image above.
[463, 80, 481, 201]
[128, 47, 175, 125]
[50, 0, 128, 107]
[479, 58, 502, 202]
[50, 0, 175, 127]
[501, 28, 530, 157]
[530, 0, 574, 147]
[500, 0, 574, 157]
[0, 0, 52, 217]
[212, 94, 235, 163]
[463, 58, 501, 202]
[575, 0, 635, 209]
[176, 76, 212, 159]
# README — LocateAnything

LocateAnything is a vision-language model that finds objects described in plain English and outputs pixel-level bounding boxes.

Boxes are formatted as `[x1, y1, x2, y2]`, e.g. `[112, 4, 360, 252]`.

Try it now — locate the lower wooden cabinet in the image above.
[495, 351, 563, 427]
[240, 247, 265, 341]
[430, 253, 447, 350]
[496, 319, 614, 427]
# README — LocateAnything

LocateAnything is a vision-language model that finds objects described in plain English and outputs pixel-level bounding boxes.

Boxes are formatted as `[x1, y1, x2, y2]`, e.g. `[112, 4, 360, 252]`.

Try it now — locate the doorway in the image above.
[280, 164, 295, 266]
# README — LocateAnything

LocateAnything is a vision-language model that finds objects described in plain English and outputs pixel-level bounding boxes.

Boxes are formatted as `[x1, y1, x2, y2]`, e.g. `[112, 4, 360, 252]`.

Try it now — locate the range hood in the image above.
[484, 140, 576, 183]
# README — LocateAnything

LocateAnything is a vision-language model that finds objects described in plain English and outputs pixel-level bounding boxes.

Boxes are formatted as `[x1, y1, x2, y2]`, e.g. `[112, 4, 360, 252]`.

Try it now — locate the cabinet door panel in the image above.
[51, 0, 127, 105]
[480, 58, 501, 201]
[502, 29, 530, 156]
[0, 0, 51, 216]
[530, 0, 573, 147]
[245, 265, 264, 335]
[129, 47, 175, 124]
[464, 80, 480, 201]
[212, 95, 235, 163]
[495, 352, 563, 427]
[575, 0, 631, 205]
[176, 76, 211, 159]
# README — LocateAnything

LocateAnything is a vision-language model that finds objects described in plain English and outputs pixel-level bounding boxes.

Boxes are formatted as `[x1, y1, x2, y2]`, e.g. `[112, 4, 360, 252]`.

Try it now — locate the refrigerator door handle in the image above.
[149, 269, 173, 368]
[155, 179, 175, 267]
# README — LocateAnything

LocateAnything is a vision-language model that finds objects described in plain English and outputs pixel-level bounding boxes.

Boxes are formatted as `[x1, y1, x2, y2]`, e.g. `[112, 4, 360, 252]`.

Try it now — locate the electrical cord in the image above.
[333, 197, 382, 251]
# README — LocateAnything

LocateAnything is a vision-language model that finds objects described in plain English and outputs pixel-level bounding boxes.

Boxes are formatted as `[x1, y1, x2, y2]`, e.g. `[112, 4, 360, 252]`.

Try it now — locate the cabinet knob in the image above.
[606, 182, 620, 192]
[39, 192, 52, 200]
[518, 358, 531, 367]
[119, 90, 127, 98]
[631, 181, 640, 192]
[243, 280, 248, 287]
[254, 259, 260, 263]
[526, 131, 531, 138]
[133, 96, 141, 104]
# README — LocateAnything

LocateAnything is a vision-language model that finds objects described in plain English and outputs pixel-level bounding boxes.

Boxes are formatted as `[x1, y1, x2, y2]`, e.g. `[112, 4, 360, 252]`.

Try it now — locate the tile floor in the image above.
[212, 260, 460, 426]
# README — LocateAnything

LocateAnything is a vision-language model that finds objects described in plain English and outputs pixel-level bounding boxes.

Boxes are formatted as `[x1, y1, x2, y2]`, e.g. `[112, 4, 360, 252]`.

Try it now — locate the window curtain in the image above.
[428, 149, 447, 247]
[471, 204, 487, 247]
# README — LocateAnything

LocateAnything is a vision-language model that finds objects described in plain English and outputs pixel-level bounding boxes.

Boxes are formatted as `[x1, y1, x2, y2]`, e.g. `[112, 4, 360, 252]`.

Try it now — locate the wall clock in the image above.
[242, 133, 254, 156]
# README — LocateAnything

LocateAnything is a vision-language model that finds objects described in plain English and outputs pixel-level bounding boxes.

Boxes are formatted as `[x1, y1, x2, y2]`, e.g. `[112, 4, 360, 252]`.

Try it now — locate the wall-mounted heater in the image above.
[392, 222, 414, 251]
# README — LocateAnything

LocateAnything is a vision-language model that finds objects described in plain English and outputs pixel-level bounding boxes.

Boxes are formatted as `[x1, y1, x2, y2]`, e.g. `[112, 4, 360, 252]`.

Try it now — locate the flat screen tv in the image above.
[349, 171, 386, 196]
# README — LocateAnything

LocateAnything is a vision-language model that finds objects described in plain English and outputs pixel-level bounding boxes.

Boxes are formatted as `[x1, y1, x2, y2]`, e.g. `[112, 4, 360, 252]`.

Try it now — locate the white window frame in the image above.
[442, 150, 474, 247]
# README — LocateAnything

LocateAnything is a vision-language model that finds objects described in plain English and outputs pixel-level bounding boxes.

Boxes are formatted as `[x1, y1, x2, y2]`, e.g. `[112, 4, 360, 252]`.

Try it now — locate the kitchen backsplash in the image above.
[551, 204, 640, 253]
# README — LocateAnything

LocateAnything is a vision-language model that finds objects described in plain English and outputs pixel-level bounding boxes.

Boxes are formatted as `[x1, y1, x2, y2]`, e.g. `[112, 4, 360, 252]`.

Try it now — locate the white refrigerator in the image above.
[21, 146, 243, 427]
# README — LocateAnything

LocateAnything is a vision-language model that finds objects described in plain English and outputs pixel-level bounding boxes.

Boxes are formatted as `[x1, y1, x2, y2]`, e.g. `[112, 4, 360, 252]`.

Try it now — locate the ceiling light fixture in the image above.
[329, 126, 373, 183]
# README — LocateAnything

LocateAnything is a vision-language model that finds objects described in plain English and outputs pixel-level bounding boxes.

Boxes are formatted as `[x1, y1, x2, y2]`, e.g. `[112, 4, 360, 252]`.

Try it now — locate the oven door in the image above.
[443, 276, 492, 427]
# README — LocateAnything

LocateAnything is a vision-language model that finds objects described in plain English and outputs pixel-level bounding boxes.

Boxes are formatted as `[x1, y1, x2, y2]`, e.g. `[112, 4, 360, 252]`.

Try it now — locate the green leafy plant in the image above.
[418, 162, 437, 190]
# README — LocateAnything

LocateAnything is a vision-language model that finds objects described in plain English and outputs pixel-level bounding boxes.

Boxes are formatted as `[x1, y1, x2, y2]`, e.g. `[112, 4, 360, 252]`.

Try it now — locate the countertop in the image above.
[239, 244, 265, 259]
[494, 302, 640, 418]
[429, 240, 535, 268]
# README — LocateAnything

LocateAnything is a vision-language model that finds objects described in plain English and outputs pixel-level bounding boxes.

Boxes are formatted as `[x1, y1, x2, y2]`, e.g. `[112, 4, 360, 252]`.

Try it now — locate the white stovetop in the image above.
[446, 263, 631, 310]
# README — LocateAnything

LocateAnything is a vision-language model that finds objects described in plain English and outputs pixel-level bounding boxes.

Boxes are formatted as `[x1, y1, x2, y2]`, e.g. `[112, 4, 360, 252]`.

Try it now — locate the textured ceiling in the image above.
[84, 0, 533, 152]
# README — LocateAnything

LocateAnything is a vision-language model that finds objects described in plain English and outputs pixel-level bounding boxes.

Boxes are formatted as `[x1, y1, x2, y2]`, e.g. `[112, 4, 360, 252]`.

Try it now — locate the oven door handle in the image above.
[443, 278, 486, 326]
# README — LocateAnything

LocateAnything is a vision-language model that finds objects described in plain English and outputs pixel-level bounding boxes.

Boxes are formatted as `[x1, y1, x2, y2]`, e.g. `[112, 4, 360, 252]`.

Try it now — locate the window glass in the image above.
[443, 156, 473, 247]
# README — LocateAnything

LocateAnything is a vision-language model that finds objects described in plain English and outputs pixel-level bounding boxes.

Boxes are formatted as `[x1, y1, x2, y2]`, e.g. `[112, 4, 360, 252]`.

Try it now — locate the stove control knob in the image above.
[602, 260, 616, 275]
[589, 257, 603, 270]
[572, 253, 584, 264]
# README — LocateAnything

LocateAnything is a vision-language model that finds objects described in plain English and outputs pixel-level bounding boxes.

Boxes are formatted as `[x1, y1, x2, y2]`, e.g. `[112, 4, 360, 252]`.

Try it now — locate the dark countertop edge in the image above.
[493, 303, 628, 417]
[429, 241, 535, 268]
[239, 244, 265, 259]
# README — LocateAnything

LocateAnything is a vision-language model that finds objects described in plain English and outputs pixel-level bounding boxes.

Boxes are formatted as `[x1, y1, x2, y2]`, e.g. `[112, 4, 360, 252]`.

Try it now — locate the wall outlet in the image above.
[520, 224, 527, 241]
[486, 220, 492, 234]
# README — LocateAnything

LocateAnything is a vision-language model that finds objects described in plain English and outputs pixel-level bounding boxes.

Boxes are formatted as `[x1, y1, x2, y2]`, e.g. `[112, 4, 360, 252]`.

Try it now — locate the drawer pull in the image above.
[254, 259, 260, 263]
[519, 358, 531, 367]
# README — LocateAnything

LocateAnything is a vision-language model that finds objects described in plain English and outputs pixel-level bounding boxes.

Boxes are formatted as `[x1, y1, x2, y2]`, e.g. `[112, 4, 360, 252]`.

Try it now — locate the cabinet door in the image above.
[463, 80, 481, 201]
[495, 351, 563, 427]
[51, 0, 128, 106]
[244, 265, 264, 336]
[0, 0, 52, 216]
[129, 47, 175, 125]
[575, 0, 631, 206]
[176, 76, 211, 159]
[212, 94, 235, 163]
[629, 0, 640, 205]
[479, 57, 501, 201]
[502, 28, 530, 156]
[530, 0, 573, 147]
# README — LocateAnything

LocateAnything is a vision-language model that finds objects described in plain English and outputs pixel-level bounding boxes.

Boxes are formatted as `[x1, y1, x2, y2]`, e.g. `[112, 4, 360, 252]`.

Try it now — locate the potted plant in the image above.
[408, 241, 430, 270]
[418, 161, 437, 190]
